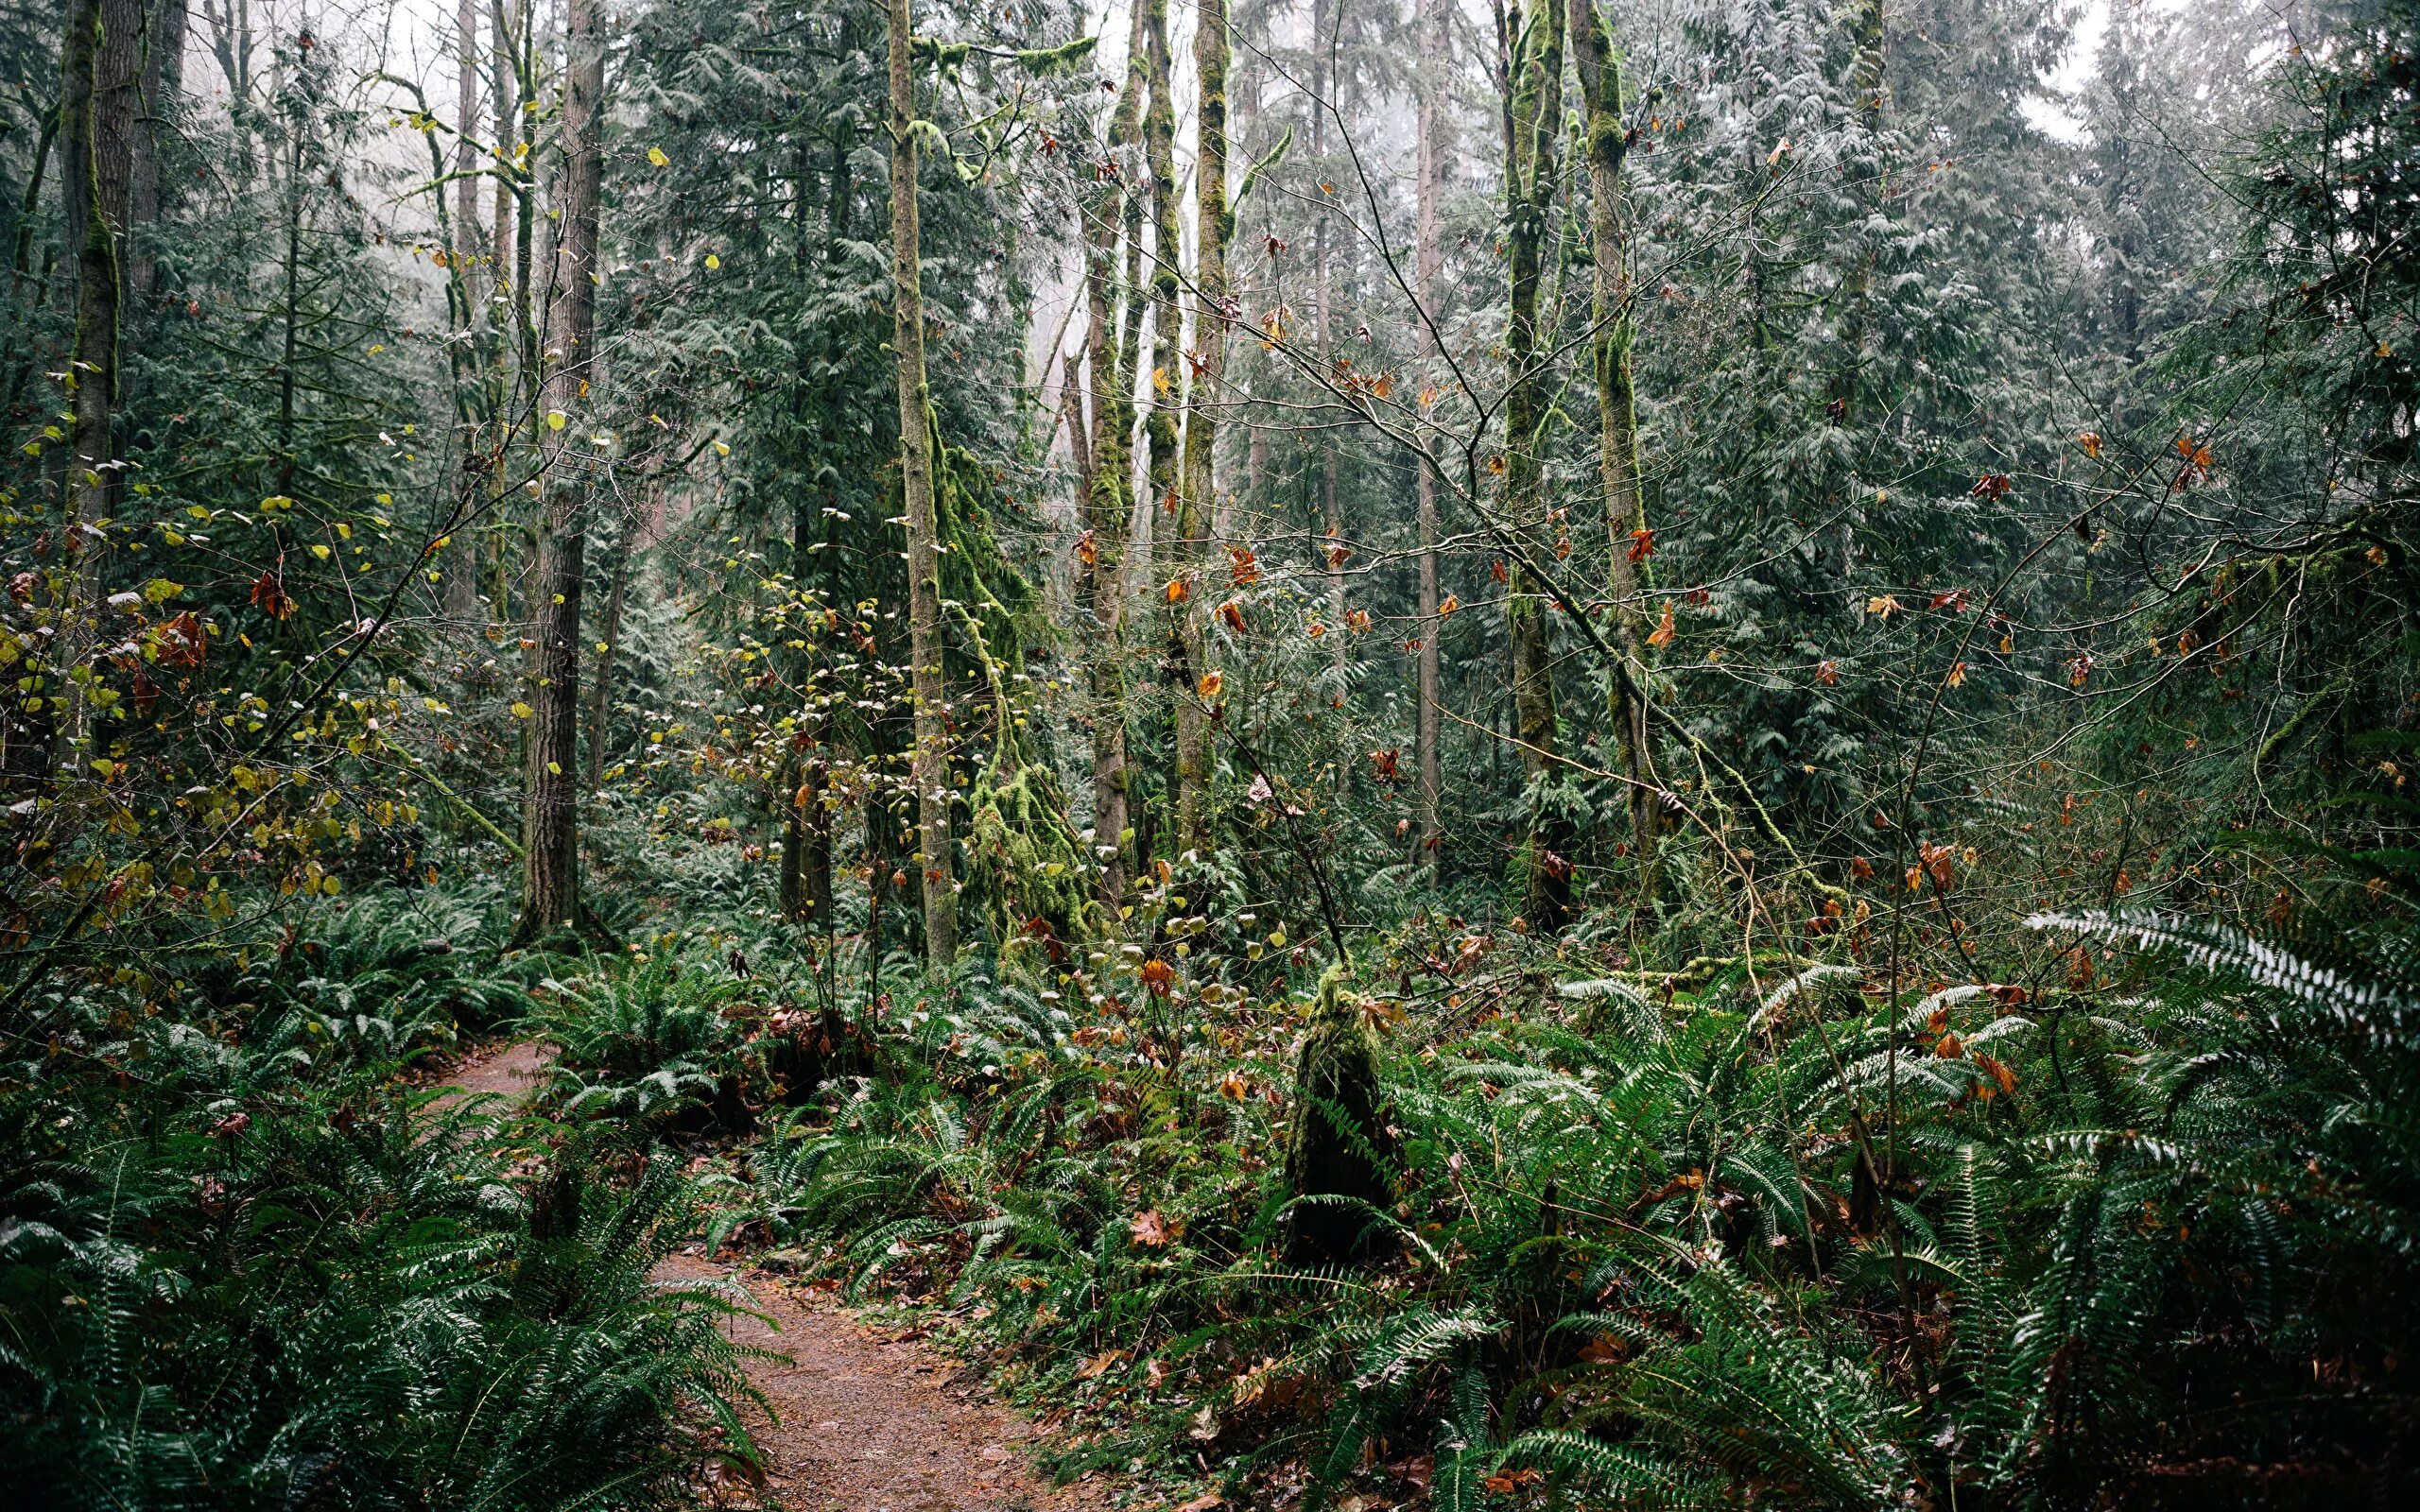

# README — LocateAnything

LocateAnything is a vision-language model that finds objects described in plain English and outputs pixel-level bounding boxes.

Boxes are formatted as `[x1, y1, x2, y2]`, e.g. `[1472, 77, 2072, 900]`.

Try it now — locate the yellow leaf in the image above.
[704, 253, 721, 269]
[546, 410, 567, 430]
[546, 760, 562, 775]
[309, 543, 331, 561]
[510, 700, 534, 719]
[648, 146, 669, 166]
[712, 439, 731, 456]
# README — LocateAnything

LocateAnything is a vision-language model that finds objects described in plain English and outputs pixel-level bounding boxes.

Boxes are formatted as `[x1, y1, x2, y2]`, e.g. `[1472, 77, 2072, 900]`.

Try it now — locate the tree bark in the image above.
[1175, 0, 1230, 855]
[1501, 0, 1570, 930]
[1139, 0, 1189, 859]
[888, 0, 956, 980]
[514, 0, 601, 943]
[1412, 0, 1446, 863]
[1080, 210, 1132, 905]
[488, 0, 524, 621]
[445, 0, 486, 632]
[1570, 0, 1658, 888]
[59, 0, 127, 768]
[126, 0, 183, 299]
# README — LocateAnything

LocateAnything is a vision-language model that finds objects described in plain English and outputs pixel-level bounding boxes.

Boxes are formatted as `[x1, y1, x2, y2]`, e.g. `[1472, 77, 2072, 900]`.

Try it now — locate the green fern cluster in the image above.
[738, 889, 2420, 1507]
[0, 885, 758, 1510]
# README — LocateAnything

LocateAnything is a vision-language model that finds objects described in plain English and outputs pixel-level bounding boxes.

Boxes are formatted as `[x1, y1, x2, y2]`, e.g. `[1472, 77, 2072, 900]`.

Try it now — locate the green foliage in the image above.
[0, 885, 757, 1512]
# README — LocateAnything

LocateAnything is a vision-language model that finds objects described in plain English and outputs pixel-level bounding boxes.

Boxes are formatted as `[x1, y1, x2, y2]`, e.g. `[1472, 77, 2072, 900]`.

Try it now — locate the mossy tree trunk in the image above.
[1501, 0, 1571, 930]
[59, 0, 128, 771]
[888, 0, 956, 981]
[1570, 0, 1660, 892]
[1176, 0, 1230, 856]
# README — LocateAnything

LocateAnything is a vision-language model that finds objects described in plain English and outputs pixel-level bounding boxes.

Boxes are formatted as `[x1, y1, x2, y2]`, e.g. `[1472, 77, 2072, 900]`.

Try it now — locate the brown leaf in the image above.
[1130, 1210, 1179, 1247]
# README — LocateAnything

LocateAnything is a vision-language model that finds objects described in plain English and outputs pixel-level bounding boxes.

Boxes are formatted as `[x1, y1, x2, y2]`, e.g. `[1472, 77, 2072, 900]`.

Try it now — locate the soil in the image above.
[427, 1038, 552, 1108]
[436, 1040, 1126, 1512]
[656, 1252, 1115, 1512]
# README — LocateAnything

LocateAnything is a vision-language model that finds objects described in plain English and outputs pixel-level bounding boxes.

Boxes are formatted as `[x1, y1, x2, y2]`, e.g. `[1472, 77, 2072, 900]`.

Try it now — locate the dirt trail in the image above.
[436, 1040, 1116, 1511]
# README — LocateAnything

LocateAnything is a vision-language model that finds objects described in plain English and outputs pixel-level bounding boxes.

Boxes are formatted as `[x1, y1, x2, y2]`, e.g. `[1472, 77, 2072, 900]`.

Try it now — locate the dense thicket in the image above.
[3, 0, 2414, 1507]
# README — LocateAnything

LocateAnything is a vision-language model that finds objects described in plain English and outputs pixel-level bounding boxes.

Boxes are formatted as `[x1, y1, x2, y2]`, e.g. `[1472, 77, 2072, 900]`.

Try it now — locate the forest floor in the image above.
[436, 1040, 1127, 1512]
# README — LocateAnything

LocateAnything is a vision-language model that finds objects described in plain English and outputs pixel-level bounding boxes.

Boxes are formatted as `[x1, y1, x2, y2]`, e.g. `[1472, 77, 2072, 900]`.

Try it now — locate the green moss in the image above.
[1282, 965, 1395, 1265]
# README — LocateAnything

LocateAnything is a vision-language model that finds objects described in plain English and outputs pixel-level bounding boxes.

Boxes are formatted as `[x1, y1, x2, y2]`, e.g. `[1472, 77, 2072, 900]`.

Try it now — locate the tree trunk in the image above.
[1502, 0, 1570, 930]
[59, 0, 128, 769]
[1176, 0, 1230, 855]
[1312, 0, 1348, 814]
[1080, 216, 1132, 905]
[488, 0, 523, 622]
[1140, 0, 1189, 860]
[514, 0, 601, 944]
[445, 0, 486, 633]
[1570, 0, 1658, 889]
[1412, 0, 1446, 863]
[127, 0, 183, 300]
[888, 0, 956, 981]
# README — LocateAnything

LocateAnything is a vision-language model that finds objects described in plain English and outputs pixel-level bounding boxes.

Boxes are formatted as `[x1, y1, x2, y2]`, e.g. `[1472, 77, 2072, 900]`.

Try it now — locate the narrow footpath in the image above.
[438, 1040, 1118, 1512]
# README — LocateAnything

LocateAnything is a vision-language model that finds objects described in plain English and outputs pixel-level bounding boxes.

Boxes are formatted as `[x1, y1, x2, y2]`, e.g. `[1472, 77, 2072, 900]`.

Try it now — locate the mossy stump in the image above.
[1282, 966, 1395, 1266]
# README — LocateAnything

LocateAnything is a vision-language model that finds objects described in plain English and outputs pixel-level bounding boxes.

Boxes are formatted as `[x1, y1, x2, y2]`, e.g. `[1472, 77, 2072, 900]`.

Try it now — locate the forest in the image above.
[1, 0, 2414, 1506]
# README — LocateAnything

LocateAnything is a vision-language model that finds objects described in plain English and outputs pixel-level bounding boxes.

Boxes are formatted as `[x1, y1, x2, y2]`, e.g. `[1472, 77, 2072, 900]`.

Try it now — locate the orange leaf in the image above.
[1646, 600, 1677, 648]
[1218, 600, 1246, 632]
[1075, 528, 1098, 566]
[1229, 546, 1260, 586]
[1198, 669, 1224, 699]
[1165, 577, 1189, 603]
[1627, 526, 1655, 563]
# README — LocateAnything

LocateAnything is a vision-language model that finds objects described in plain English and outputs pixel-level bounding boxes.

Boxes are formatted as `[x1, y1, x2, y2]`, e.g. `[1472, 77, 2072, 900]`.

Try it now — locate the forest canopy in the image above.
[3, 0, 2416, 1507]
